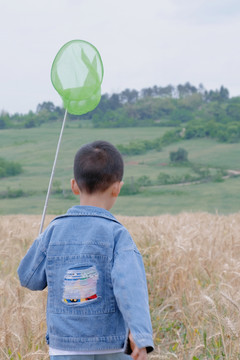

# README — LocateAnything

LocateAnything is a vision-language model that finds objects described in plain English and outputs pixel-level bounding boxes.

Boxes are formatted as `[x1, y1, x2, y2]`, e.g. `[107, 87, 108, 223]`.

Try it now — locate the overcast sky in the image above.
[1, 0, 240, 114]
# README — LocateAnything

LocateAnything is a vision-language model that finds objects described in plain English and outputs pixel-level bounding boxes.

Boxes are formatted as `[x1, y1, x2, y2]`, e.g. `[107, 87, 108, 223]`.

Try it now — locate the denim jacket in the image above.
[18, 206, 154, 353]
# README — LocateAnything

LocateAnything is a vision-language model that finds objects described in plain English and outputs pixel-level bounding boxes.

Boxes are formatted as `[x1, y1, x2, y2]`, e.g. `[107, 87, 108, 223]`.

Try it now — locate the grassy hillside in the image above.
[0, 122, 240, 215]
[1, 213, 240, 359]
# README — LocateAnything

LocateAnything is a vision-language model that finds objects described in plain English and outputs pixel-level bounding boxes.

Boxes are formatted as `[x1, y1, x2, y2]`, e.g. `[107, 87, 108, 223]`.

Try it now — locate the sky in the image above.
[1, 0, 240, 114]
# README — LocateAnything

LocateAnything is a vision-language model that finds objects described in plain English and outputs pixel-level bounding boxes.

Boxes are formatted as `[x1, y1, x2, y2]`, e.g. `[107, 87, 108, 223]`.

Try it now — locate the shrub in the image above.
[185, 123, 207, 139]
[212, 170, 225, 183]
[0, 188, 25, 199]
[136, 176, 152, 186]
[52, 180, 62, 194]
[0, 158, 23, 178]
[192, 165, 210, 178]
[157, 173, 171, 185]
[119, 179, 140, 195]
[116, 131, 181, 157]
[160, 129, 181, 146]
[170, 148, 188, 163]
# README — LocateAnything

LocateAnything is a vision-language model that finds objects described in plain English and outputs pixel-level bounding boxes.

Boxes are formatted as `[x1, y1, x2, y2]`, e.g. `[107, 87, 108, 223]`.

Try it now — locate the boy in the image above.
[18, 140, 154, 360]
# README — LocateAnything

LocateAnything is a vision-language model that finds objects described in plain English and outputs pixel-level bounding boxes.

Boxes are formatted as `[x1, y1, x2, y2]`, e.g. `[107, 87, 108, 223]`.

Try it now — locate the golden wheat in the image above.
[1, 213, 240, 359]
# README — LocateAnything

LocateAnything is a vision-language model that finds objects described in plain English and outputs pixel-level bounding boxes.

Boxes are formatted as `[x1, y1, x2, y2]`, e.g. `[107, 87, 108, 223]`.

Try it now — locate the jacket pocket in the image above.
[47, 254, 116, 315]
[62, 265, 99, 305]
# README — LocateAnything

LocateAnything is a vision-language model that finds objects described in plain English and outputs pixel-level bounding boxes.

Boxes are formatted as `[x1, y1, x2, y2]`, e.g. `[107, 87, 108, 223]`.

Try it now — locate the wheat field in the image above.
[1, 213, 240, 359]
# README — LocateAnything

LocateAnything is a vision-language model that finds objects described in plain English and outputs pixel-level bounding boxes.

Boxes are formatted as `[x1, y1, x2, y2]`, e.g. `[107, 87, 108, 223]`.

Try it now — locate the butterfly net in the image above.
[51, 40, 104, 115]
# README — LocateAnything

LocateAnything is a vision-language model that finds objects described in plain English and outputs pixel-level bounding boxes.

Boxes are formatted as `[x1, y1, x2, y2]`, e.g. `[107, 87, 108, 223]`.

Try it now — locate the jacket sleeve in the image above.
[111, 228, 154, 353]
[17, 232, 48, 290]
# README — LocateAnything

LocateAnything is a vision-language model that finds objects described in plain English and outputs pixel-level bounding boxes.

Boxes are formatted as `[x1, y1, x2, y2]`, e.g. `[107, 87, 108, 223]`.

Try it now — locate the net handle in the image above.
[39, 108, 68, 235]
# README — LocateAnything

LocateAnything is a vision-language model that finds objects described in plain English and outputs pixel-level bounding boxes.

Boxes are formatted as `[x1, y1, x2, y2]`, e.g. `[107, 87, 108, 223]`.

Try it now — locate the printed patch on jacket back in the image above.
[62, 266, 99, 304]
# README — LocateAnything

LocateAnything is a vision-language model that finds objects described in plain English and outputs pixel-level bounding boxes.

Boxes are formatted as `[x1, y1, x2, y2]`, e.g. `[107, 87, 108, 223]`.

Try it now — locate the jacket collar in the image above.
[53, 205, 120, 224]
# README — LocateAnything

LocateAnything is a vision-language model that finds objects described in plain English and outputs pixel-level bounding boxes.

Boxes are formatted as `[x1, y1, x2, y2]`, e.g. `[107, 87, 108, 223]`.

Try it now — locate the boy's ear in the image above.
[112, 181, 124, 197]
[71, 179, 80, 195]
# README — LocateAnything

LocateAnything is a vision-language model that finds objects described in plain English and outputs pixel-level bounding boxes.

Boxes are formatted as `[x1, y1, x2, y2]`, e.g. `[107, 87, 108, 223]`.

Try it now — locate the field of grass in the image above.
[0, 122, 240, 215]
[1, 213, 240, 359]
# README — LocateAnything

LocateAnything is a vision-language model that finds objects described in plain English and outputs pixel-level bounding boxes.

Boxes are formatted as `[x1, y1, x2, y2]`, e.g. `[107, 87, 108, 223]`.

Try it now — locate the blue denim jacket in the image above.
[18, 206, 154, 353]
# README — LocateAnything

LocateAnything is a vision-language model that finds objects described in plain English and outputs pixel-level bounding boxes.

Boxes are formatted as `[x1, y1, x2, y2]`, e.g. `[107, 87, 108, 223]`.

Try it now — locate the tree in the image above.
[36, 101, 56, 113]
[158, 85, 174, 98]
[108, 93, 121, 110]
[172, 108, 193, 122]
[0, 111, 10, 129]
[204, 86, 229, 103]
[140, 87, 153, 98]
[177, 82, 197, 98]
[226, 99, 240, 121]
[120, 89, 138, 104]
[180, 93, 203, 110]
[219, 86, 229, 101]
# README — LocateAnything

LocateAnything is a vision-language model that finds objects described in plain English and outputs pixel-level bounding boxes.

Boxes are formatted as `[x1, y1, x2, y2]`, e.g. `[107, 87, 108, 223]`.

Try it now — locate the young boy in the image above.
[18, 140, 154, 360]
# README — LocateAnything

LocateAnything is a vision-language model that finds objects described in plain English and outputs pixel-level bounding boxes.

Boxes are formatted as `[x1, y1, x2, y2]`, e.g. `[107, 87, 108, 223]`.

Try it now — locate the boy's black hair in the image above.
[73, 140, 124, 194]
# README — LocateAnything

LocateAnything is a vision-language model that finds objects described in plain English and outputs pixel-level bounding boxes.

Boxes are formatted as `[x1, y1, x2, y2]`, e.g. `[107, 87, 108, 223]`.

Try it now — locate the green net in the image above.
[51, 40, 104, 115]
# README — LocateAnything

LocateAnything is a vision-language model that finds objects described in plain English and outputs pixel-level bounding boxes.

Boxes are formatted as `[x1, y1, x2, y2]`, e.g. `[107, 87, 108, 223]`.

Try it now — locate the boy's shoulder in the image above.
[47, 206, 130, 239]
[50, 205, 133, 242]
[41, 206, 138, 255]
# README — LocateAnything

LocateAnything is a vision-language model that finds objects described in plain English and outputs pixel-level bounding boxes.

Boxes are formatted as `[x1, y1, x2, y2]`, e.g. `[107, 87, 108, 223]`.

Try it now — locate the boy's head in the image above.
[73, 140, 124, 194]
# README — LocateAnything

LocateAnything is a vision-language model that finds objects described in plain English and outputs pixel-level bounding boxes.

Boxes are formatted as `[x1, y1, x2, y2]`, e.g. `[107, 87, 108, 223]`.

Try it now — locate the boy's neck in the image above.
[79, 191, 115, 211]
[71, 179, 122, 211]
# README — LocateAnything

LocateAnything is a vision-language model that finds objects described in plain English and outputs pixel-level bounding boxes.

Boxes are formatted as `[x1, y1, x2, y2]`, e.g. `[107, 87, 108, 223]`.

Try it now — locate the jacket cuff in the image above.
[135, 335, 154, 353]
[124, 334, 154, 354]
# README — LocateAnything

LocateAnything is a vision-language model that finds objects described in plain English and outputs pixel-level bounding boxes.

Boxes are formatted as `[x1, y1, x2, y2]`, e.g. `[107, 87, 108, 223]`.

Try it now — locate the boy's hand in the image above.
[129, 332, 147, 360]
[131, 347, 147, 360]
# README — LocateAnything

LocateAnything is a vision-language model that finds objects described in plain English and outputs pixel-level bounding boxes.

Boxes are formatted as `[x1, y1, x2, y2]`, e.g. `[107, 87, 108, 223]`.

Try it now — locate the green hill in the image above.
[0, 122, 239, 215]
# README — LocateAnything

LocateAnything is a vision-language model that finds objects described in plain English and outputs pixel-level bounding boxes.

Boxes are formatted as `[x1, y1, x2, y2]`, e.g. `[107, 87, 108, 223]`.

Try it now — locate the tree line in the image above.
[1, 82, 240, 143]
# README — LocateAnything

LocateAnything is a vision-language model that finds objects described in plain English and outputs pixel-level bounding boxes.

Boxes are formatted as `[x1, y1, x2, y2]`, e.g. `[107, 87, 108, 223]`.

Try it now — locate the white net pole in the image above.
[39, 108, 68, 234]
